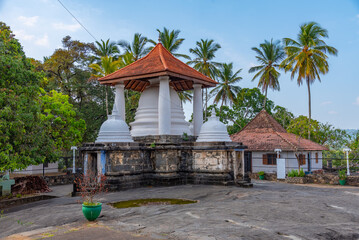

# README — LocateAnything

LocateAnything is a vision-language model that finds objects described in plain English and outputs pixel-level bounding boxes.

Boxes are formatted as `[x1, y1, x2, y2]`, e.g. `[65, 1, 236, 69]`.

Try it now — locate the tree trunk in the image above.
[307, 77, 311, 140]
[263, 86, 268, 109]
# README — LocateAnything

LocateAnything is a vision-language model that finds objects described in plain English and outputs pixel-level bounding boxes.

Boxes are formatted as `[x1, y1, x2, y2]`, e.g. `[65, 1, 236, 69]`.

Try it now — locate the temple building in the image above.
[80, 43, 250, 190]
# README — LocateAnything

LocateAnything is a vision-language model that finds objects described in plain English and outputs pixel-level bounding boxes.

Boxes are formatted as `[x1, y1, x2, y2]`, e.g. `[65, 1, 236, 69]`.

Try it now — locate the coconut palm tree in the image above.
[211, 63, 242, 108]
[249, 39, 285, 108]
[95, 39, 120, 59]
[188, 39, 222, 119]
[118, 33, 150, 61]
[149, 27, 190, 60]
[280, 21, 338, 140]
[89, 56, 122, 115]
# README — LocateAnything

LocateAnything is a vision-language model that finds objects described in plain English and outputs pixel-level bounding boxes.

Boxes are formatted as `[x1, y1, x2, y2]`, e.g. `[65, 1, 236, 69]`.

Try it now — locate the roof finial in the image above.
[158, 32, 161, 44]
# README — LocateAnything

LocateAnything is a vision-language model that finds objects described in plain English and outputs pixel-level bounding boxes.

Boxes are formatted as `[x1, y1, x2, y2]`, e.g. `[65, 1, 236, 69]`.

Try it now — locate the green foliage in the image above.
[287, 115, 348, 148]
[288, 169, 305, 177]
[149, 27, 190, 59]
[338, 169, 347, 180]
[0, 22, 86, 171]
[118, 33, 150, 61]
[39, 89, 86, 160]
[249, 39, 285, 107]
[258, 171, 265, 176]
[207, 88, 276, 134]
[211, 63, 242, 108]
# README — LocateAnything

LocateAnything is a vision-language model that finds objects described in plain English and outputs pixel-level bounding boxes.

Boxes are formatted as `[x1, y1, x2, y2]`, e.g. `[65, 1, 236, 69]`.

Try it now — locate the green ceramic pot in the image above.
[82, 203, 102, 221]
[259, 175, 265, 180]
[339, 179, 346, 186]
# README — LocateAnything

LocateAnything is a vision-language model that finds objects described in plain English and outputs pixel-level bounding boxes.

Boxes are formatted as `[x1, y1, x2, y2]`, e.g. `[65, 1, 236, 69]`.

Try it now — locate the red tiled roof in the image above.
[98, 43, 217, 91]
[230, 109, 328, 152]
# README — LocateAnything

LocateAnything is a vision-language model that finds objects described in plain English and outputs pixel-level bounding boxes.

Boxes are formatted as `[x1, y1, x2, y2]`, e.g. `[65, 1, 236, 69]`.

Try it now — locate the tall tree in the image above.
[89, 56, 122, 115]
[210, 63, 242, 108]
[249, 39, 285, 108]
[149, 27, 190, 59]
[188, 39, 222, 118]
[0, 22, 85, 171]
[42, 36, 108, 142]
[280, 22, 338, 140]
[95, 39, 120, 59]
[118, 33, 150, 61]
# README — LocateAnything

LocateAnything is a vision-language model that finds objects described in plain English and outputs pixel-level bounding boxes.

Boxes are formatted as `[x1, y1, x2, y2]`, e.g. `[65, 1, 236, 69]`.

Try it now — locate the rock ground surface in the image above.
[2, 181, 359, 239]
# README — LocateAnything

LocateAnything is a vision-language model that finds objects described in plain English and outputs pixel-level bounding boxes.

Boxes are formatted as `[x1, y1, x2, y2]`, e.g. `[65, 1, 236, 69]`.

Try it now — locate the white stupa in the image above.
[196, 109, 232, 142]
[130, 85, 191, 137]
[96, 103, 133, 143]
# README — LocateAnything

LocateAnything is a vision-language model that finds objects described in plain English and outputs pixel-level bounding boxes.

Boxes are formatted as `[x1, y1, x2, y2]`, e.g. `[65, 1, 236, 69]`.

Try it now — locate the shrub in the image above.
[75, 170, 107, 206]
[288, 169, 305, 177]
[258, 171, 265, 176]
[338, 169, 347, 180]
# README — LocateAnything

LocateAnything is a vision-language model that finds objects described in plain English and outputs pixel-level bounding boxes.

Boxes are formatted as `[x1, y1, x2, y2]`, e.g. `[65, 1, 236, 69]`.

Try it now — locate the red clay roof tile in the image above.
[98, 43, 217, 89]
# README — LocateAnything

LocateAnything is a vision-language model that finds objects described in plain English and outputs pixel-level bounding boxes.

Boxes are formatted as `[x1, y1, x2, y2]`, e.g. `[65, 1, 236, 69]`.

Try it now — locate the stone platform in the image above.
[80, 136, 248, 190]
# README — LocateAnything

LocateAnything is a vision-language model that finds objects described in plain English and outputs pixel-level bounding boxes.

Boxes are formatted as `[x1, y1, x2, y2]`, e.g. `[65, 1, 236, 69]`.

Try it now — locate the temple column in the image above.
[193, 84, 203, 136]
[158, 76, 171, 135]
[115, 84, 126, 120]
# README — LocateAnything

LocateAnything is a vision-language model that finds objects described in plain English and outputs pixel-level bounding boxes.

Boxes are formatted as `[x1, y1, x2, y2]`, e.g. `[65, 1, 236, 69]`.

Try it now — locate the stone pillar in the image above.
[115, 84, 126, 120]
[158, 76, 171, 135]
[84, 153, 88, 175]
[100, 150, 106, 174]
[193, 84, 203, 136]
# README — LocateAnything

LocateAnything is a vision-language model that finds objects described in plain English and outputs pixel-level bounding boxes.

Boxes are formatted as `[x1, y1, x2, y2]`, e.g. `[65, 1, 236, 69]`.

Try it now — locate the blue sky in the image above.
[1, 0, 359, 129]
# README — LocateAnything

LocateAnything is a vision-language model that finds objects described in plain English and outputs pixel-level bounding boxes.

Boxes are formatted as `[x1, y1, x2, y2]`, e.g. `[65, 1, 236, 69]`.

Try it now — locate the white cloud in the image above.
[354, 96, 359, 105]
[35, 34, 49, 47]
[53, 22, 81, 32]
[357, 14, 359, 18]
[18, 16, 39, 27]
[321, 101, 332, 106]
[328, 111, 338, 115]
[13, 30, 35, 41]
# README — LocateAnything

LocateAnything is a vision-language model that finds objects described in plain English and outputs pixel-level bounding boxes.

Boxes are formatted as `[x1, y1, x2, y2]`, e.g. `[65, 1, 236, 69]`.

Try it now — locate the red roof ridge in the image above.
[99, 43, 161, 81]
[158, 43, 168, 70]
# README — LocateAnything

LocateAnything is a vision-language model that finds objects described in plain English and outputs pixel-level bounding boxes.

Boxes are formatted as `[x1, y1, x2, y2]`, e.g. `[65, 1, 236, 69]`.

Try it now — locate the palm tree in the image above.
[89, 56, 122, 115]
[149, 27, 190, 59]
[188, 39, 222, 119]
[118, 33, 150, 61]
[211, 63, 242, 108]
[249, 39, 285, 108]
[280, 21, 338, 140]
[95, 39, 120, 59]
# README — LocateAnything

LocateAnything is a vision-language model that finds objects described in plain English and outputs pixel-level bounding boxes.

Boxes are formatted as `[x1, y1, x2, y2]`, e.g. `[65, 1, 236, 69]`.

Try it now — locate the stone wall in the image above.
[43, 173, 79, 186]
[80, 139, 247, 191]
[250, 172, 359, 186]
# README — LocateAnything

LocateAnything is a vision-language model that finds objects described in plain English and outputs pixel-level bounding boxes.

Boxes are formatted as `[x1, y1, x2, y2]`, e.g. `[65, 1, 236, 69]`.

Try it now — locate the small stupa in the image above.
[96, 103, 133, 143]
[196, 109, 231, 142]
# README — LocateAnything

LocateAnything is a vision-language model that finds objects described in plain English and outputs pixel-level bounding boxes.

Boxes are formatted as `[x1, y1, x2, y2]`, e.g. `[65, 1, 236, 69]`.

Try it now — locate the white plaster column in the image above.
[158, 76, 171, 135]
[193, 84, 203, 136]
[115, 84, 126, 120]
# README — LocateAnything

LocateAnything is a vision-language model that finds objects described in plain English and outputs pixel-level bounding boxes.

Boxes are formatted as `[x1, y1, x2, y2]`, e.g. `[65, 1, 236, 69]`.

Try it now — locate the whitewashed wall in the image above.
[251, 151, 323, 173]
[15, 162, 59, 175]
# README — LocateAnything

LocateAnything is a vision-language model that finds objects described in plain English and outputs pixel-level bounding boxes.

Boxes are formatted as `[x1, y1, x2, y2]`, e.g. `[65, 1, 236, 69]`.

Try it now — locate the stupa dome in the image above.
[130, 85, 191, 137]
[196, 109, 231, 142]
[96, 104, 133, 143]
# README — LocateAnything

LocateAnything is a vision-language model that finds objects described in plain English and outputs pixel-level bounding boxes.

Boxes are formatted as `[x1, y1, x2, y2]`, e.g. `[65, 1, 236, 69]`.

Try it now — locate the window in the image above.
[299, 154, 306, 165]
[263, 154, 277, 165]
[315, 153, 318, 164]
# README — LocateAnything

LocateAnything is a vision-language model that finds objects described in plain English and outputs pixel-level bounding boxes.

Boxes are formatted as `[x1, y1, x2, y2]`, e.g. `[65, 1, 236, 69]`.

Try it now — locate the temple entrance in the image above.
[244, 151, 252, 173]
[88, 153, 98, 175]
